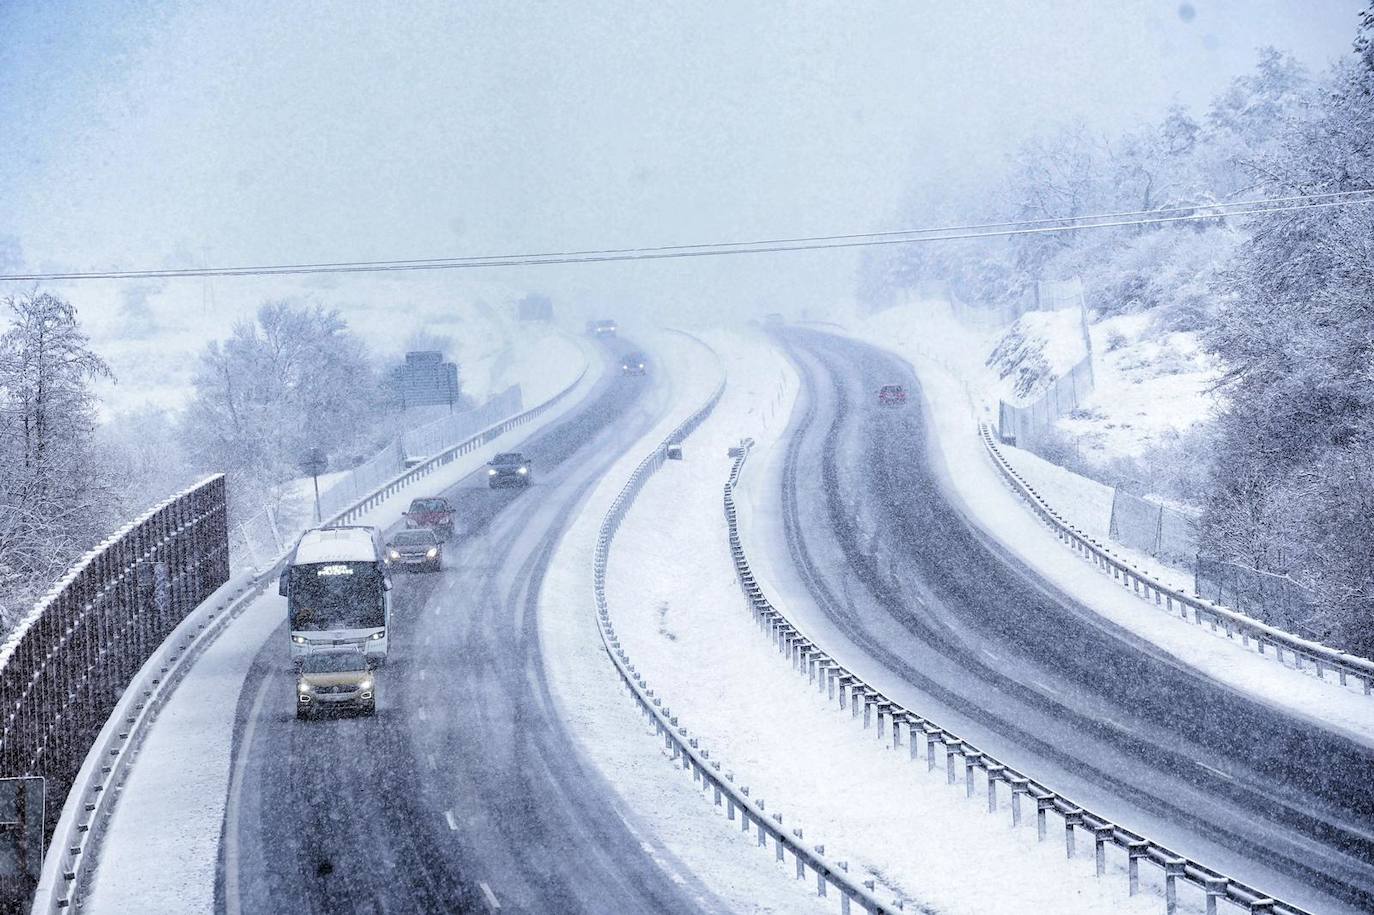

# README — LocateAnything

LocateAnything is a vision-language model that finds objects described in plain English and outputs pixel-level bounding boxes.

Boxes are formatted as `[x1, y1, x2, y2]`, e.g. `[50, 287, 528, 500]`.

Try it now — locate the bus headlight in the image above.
[488, 469, 498, 476]
[369, 629, 386, 640]
[292, 635, 307, 645]
[297, 681, 312, 693]
[389, 549, 400, 560]
[517, 466, 528, 475]
[426, 548, 438, 558]
[360, 679, 373, 690]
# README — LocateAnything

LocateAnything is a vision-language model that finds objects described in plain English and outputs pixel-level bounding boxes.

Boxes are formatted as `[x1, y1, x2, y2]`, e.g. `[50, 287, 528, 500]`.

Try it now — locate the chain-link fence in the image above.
[1108, 490, 1199, 566]
[995, 356, 1094, 448]
[0, 476, 229, 863]
[1194, 556, 1321, 635]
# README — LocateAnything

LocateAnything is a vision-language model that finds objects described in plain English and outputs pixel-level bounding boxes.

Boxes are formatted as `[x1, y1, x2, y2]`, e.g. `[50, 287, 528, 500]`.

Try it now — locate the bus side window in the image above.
[278, 570, 290, 597]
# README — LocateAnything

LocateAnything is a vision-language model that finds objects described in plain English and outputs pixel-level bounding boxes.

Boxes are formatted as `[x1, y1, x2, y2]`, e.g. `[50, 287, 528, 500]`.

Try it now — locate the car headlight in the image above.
[426, 547, 438, 558]
[517, 466, 528, 475]
[638, 363, 644, 369]
[369, 629, 386, 640]
[388, 549, 400, 560]
[298, 681, 312, 692]
[292, 635, 307, 645]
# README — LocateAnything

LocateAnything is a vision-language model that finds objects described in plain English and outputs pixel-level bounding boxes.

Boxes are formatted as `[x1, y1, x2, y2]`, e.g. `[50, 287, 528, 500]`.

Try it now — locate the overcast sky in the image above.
[0, 0, 1365, 326]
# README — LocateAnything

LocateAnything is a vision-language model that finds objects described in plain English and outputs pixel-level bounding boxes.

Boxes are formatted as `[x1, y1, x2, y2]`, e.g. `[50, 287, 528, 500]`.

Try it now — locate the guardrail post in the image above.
[986, 765, 1005, 813]
[1034, 793, 1055, 842]
[814, 845, 827, 897]
[1127, 841, 1150, 895]
[1201, 876, 1228, 915]
[1163, 858, 1185, 915]
[1063, 808, 1083, 858]
[1093, 825, 1114, 877]
[1008, 776, 1029, 826]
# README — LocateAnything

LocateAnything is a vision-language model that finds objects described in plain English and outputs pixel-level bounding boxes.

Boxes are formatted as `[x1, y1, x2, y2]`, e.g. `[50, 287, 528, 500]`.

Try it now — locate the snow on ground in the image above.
[1058, 314, 1221, 461]
[595, 328, 1172, 915]
[846, 300, 1374, 742]
[987, 307, 1087, 404]
[86, 353, 605, 915]
[539, 329, 833, 915]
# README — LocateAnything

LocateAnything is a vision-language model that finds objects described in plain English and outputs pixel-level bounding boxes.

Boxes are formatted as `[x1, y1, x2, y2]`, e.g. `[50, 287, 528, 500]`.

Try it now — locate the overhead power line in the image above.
[3, 190, 1372, 283]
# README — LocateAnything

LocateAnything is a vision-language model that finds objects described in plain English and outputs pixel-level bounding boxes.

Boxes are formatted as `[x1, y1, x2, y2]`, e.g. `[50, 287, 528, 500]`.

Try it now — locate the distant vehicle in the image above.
[763, 312, 785, 326]
[296, 650, 376, 719]
[403, 496, 454, 539]
[878, 383, 908, 406]
[280, 526, 391, 664]
[591, 319, 618, 337]
[621, 352, 648, 376]
[386, 528, 443, 573]
[488, 452, 532, 488]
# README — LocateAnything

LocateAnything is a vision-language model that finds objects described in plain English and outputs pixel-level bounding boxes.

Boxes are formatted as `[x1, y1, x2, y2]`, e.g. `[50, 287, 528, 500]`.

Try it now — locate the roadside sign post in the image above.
[300, 449, 328, 524]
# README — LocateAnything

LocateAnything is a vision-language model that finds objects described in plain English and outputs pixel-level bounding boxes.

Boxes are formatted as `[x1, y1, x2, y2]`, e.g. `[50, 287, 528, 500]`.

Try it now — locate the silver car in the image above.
[385, 528, 442, 572]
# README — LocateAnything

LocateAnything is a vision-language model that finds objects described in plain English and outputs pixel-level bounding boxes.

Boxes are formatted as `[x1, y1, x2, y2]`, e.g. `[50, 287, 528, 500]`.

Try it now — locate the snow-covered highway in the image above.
[764, 327, 1374, 915]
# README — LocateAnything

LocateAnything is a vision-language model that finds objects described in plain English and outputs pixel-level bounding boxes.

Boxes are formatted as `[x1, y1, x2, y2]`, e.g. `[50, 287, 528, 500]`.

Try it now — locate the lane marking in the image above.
[427, 753, 438, 771]
[480, 882, 502, 910]
[224, 672, 273, 915]
[1198, 762, 1235, 782]
[417, 707, 429, 722]
[1032, 680, 1061, 697]
[445, 810, 459, 831]
[980, 648, 1001, 662]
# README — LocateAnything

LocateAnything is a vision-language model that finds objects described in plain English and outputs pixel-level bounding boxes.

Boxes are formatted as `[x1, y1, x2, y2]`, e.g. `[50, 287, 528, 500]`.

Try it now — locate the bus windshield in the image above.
[288, 562, 385, 631]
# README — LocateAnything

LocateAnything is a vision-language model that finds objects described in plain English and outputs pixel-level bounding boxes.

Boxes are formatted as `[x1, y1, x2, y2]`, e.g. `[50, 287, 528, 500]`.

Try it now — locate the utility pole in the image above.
[300, 448, 328, 524]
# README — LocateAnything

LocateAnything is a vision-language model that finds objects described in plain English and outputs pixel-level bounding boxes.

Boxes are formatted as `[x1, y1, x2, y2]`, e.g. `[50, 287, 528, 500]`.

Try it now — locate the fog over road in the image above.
[771, 328, 1374, 915]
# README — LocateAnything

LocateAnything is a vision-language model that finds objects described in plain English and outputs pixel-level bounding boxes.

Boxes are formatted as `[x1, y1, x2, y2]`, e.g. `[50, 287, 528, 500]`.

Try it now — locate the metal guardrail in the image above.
[591, 365, 911, 913]
[978, 422, 1374, 696]
[723, 437, 1309, 915]
[30, 358, 593, 914]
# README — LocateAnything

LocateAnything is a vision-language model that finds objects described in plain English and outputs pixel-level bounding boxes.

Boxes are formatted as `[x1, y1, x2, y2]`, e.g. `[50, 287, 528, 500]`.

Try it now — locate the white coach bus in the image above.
[279, 525, 392, 664]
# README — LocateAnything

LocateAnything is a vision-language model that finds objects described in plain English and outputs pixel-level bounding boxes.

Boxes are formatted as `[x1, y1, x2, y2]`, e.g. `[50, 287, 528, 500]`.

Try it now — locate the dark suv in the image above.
[488, 452, 532, 488]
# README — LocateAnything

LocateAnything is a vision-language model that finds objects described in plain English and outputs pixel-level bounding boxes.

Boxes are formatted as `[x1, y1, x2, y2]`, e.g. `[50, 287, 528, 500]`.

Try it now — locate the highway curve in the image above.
[219, 340, 723, 915]
[771, 328, 1374, 915]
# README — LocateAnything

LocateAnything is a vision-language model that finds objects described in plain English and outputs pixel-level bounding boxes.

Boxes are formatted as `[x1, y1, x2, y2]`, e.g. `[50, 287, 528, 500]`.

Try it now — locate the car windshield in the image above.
[409, 499, 446, 512]
[300, 652, 367, 674]
[493, 453, 524, 464]
[392, 531, 436, 546]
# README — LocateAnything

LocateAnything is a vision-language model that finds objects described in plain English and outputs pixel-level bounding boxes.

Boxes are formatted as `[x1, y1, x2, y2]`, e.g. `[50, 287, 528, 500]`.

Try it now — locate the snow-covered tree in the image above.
[180, 300, 381, 503]
[0, 291, 119, 627]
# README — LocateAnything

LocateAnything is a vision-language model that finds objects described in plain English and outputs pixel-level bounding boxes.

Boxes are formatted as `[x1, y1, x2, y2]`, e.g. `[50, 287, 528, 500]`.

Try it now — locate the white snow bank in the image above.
[539, 329, 834, 914]
[847, 300, 1374, 744]
[987, 308, 1088, 405]
[598, 328, 1177, 914]
[1059, 315, 1221, 461]
[85, 355, 605, 915]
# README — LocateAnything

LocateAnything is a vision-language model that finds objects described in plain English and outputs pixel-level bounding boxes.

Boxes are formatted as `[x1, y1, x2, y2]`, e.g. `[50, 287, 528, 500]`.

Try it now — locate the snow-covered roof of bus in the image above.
[292, 527, 380, 565]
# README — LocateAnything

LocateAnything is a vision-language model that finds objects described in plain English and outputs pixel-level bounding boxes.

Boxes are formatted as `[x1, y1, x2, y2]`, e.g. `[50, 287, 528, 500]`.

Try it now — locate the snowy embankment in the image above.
[574, 328, 1185, 915]
[83, 340, 601, 915]
[540, 330, 836, 914]
[847, 301, 1374, 743]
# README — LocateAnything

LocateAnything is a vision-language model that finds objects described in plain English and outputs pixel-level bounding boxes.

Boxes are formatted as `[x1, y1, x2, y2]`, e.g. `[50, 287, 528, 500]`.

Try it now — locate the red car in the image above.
[403, 497, 455, 540]
[878, 383, 908, 406]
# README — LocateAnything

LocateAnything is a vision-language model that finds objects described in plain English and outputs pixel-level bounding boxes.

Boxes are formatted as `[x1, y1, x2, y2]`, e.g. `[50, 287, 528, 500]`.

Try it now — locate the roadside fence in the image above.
[30, 360, 590, 914]
[725, 438, 1312, 915]
[979, 422, 1373, 695]
[228, 384, 524, 571]
[1109, 489, 1200, 566]
[0, 474, 230, 907]
[1194, 556, 1320, 638]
